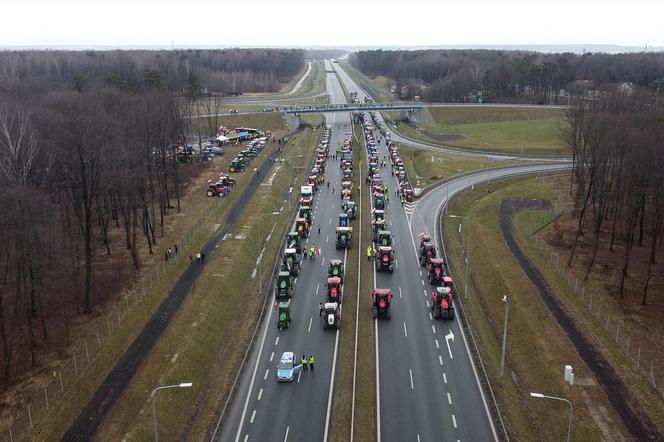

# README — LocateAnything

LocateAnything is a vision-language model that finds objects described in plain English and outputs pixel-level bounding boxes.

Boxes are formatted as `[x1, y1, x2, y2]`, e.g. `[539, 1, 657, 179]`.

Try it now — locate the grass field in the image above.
[339, 62, 394, 103]
[443, 174, 641, 441]
[398, 143, 532, 187]
[385, 107, 568, 155]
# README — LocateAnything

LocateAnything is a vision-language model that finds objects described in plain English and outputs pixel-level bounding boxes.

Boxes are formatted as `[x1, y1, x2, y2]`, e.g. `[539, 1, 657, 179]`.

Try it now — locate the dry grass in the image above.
[443, 174, 633, 441]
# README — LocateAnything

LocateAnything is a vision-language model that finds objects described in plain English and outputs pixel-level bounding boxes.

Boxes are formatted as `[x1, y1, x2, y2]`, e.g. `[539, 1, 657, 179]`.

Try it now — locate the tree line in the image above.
[564, 91, 664, 305]
[349, 49, 664, 103]
[0, 48, 303, 387]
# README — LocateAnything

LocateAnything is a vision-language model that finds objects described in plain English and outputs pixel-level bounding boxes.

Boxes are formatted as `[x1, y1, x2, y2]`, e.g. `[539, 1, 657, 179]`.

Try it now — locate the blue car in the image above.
[276, 351, 303, 382]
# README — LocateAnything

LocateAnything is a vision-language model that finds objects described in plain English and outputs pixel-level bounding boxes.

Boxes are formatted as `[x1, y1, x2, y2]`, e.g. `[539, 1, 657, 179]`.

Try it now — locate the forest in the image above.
[565, 92, 664, 304]
[349, 49, 664, 103]
[0, 48, 304, 387]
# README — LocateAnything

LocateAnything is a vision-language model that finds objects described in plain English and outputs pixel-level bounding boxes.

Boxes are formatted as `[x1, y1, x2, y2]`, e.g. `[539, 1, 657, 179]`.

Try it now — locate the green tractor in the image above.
[342, 200, 357, 219]
[277, 301, 291, 330]
[229, 158, 244, 173]
[336, 226, 353, 249]
[372, 209, 385, 223]
[328, 259, 345, 281]
[372, 219, 386, 242]
[298, 206, 312, 224]
[287, 231, 302, 254]
[275, 271, 293, 301]
[282, 248, 301, 276]
[376, 230, 392, 247]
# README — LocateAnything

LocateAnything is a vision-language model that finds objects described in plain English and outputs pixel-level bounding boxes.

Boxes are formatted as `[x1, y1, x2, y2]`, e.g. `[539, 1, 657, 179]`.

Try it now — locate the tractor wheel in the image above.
[449, 308, 455, 320]
[433, 306, 440, 318]
[386, 310, 391, 320]
[230, 166, 236, 172]
[375, 262, 380, 272]
[429, 276, 434, 285]
[206, 190, 214, 197]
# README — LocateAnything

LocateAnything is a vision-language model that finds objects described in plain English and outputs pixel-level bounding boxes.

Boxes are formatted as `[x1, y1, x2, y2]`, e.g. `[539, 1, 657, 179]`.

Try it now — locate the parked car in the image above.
[203, 145, 224, 156]
[276, 351, 302, 382]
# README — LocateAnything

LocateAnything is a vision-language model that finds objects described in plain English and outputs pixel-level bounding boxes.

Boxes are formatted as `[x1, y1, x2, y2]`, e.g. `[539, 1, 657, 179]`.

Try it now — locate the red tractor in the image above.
[418, 233, 437, 267]
[375, 246, 395, 273]
[431, 286, 454, 320]
[206, 180, 229, 197]
[371, 288, 392, 320]
[326, 277, 343, 303]
[427, 258, 446, 285]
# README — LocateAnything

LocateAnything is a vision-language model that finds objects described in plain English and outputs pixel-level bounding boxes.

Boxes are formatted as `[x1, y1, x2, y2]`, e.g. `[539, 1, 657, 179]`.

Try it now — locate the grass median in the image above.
[442, 174, 635, 441]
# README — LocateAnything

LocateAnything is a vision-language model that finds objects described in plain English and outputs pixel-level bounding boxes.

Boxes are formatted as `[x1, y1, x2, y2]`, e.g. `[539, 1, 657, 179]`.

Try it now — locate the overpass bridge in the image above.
[283, 102, 424, 114]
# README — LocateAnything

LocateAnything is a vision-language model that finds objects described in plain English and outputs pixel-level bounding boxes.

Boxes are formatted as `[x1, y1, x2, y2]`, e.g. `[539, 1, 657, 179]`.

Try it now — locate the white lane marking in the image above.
[263, 369, 269, 380]
[403, 322, 408, 337]
[243, 435, 249, 442]
[426, 300, 430, 308]
[316, 283, 320, 295]
[432, 325, 437, 334]
[326, 235, 329, 243]
[443, 373, 447, 384]
[447, 392, 452, 405]
[423, 289, 427, 297]
[297, 371, 302, 383]
[439, 355, 444, 366]
[284, 426, 290, 442]
[270, 352, 274, 362]
[322, 257, 326, 267]
[421, 280, 424, 286]
[250, 409, 256, 424]
[417, 436, 421, 442]
[419, 270, 422, 277]
[409, 369, 414, 390]
[274, 337, 279, 346]
[257, 388, 263, 400]
[329, 218, 332, 224]
[294, 277, 298, 284]
[429, 312, 433, 321]
[395, 259, 398, 270]
[308, 317, 313, 333]
[399, 287, 403, 299]
[452, 414, 457, 429]
[435, 339, 440, 349]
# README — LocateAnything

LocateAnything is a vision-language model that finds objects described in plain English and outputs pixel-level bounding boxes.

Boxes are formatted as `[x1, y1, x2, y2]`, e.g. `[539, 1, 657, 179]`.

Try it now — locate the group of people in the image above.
[304, 244, 318, 259]
[300, 354, 315, 371]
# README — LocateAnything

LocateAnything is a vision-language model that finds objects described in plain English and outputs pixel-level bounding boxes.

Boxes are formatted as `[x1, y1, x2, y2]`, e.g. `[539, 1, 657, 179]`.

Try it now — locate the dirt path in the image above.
[61, 137, 295, 441]
[499, 197, 661, 441]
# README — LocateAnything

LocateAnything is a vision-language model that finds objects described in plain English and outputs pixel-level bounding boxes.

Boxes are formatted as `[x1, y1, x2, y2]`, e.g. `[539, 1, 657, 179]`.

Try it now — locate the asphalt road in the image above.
[214, 60, 353, 442]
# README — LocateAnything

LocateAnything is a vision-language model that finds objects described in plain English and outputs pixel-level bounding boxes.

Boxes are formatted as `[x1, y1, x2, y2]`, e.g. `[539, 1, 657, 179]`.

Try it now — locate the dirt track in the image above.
[499, 197, 661, 441]
[61, 134, 297, 441]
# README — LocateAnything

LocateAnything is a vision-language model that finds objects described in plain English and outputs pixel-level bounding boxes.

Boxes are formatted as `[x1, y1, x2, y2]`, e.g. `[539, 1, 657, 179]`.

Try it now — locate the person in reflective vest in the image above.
[309, 355, 315, 371]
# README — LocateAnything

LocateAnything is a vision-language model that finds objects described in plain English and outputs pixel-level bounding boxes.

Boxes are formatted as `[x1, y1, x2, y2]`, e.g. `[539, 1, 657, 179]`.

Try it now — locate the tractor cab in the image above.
[376, 230, 392, 247]
[328, 259, 345, 281]
[341, 189, 352, 200]
[342, 200, 357, 219]
[443, 275, 454, 290]
[307, 175, 319, 190]
[336, 226, 353, 250]
[298, 206, 312, 224]
[295, 217, 309, 238]
[372, 209, 385, 223]
[375, 246, 395, 273]
[229, 159, 243, 173]
[338, 213, 349, 228]
[427, 258, 446, 286]
[206, 180, 229, 197]
[282, 248, 301, 276]
[322, 302, 340, 329]
[373, 193, 385, 210]
[343, 170, 353, 181]
[403, 188, 414, 202]
[287, 232, 302, 254]
[371, 288, 392, 320]
[372, 220, 387, 241]
[341, 180, 352, 191]
[326, 277, 343, 303]
[278, 300, 292, 330]
[276, 271, 293, 301]
[419, 241, 436, 266]
[432, 286, 454, 320]
[299, 196, 313, 207]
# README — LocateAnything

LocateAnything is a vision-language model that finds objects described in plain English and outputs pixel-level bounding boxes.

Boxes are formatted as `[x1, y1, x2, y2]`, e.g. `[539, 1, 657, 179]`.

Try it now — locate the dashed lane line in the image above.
[263, 369, 269, 380]
[443, 373, 447, 384]
[250, 410, 256, 424]
[452, 414, 457, 429]
[269, 352, 274, 362]
[432, 325, 437, 334]
[403, 322, 408, 338]
[447, 392, 453, 405]
[308, 317, 313, 333]
[257, 388, 263, 400]
[435, 339, 439, 349]
[409, 368, 414, 390]
[274, 337, 279, 346]
[439, 355, 444, 366]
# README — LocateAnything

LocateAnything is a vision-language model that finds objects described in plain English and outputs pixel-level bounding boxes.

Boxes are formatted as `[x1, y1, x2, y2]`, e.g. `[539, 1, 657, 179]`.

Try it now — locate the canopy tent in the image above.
[216, 135, 230, 142]
[237, 131, 250, 137]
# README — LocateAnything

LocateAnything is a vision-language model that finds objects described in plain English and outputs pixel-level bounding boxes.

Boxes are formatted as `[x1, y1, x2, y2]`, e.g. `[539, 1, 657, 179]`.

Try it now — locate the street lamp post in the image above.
[258, 211, 282, 294]
[152, 382, 193, 442]
[449, 214, 471, 299]
[499, 295, 509, 385]
[530, 392, 573, 442]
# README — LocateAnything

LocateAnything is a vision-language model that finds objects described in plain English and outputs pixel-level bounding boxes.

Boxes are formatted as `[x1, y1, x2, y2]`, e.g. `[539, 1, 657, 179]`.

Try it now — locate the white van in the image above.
[300, 185, 313, 199]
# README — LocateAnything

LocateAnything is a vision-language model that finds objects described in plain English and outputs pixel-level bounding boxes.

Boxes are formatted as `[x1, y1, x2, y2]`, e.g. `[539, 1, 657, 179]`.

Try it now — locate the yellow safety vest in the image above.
[309, 356, 314, 364]
[366, 247, 372, 256]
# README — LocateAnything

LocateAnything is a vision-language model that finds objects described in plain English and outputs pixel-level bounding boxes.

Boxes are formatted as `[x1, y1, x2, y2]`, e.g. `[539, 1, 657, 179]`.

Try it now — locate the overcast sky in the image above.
[1, 0, 662, 49]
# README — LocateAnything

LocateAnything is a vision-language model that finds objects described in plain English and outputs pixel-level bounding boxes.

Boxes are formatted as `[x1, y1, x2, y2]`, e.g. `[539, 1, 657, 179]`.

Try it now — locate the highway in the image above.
[213, 60, 353, 442]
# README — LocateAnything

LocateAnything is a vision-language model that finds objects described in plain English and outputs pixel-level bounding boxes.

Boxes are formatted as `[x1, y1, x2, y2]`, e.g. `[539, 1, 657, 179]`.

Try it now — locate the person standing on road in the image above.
[318, 225, 321, 235]
[319, 303, 324, 317]
[309, 355, 315, 371]
[301, 355, 308, 371]
[366, 245, 373, 262]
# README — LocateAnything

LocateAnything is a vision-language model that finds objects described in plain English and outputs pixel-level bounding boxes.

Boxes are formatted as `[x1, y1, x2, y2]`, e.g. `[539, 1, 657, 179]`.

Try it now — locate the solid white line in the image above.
[263, 369, 269, 380]
[270, 352, 274, 362]
[435, 339, 440, 349]
[375, 318, 381, 442]
[399, 287, 403, 299]
[308, 317, 313, 333]
[452, 414, 457, 429]
[351, 166, 363, 442]
[257, 388, 263, 400]
[443, 373, 448, 384]
[250, 409, 256, 424]
[447, 392, 452, 405]
[439, 355, 444, 366]
[432, 325, 437, 334]
[284, 426, 290, 442]
[274, 337, 279, 346]
[403, 322, 408, 337]
[409, 369, 414, 390]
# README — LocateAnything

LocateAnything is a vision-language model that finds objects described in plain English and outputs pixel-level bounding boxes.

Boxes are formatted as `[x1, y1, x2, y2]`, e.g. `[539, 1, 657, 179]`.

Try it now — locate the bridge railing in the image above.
[283, 103, 423, 114]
